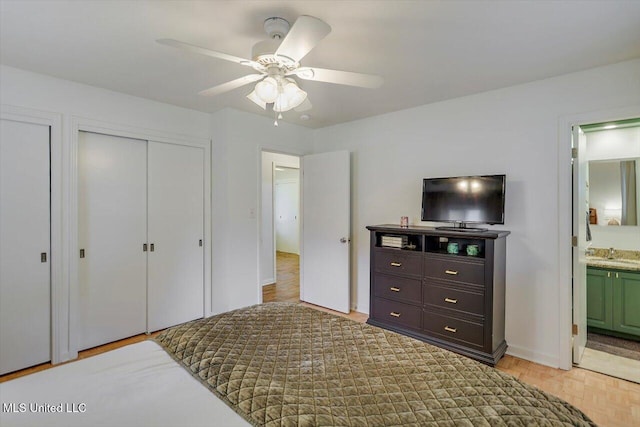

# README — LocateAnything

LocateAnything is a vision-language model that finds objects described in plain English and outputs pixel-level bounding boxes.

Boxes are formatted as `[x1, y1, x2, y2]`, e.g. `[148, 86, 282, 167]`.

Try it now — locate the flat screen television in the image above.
[421, 174, 506, 232]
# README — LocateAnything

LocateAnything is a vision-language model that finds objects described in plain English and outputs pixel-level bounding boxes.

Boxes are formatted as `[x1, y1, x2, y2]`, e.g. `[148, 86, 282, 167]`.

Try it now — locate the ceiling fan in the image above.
[157, 15, 383, 119]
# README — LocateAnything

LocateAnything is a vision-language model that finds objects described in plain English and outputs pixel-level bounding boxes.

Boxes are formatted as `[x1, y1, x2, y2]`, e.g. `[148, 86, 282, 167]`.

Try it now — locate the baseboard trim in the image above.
[506, 343, 561, 369]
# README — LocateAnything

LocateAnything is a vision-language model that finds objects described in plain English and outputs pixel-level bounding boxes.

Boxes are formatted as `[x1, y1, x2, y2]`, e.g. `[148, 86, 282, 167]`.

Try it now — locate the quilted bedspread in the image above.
[155, 303, 595, 426]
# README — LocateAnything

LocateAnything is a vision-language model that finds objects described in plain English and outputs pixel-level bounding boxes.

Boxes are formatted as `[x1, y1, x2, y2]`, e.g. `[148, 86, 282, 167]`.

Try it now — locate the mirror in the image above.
[589, 158, 639, 226]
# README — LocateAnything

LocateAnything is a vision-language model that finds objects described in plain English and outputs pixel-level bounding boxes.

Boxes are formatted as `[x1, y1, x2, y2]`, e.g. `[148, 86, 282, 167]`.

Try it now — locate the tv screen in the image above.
[421, 175, 505, 225]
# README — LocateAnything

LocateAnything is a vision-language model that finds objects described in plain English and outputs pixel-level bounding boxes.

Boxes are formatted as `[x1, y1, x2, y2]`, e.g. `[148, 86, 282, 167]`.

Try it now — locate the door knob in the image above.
[340, 237, 350, 243]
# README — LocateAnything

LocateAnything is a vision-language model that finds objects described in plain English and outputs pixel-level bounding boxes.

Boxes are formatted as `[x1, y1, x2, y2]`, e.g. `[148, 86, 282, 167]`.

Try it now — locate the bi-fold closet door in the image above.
[78, 132, 204, 351]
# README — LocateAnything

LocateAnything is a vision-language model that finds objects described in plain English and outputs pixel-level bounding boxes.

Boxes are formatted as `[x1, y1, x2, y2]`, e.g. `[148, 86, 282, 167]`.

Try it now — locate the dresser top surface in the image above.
[366, 224, 510, 239]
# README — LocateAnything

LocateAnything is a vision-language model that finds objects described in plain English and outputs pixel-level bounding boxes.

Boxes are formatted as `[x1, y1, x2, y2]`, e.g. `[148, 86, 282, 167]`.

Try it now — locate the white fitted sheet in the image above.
[0, 341, 249, 427]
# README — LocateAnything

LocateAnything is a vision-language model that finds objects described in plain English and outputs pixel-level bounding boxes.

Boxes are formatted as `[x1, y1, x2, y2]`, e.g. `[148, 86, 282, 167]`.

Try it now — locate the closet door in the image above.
[147, 142, 204, 332]
[78, 132, 147, 350]
[0, 119, 51, 375]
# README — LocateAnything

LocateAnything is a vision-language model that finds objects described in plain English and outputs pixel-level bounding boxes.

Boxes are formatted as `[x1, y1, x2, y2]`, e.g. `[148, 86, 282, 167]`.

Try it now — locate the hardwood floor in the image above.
[2, 250, 638, 426]
[263, 251, 300, 303]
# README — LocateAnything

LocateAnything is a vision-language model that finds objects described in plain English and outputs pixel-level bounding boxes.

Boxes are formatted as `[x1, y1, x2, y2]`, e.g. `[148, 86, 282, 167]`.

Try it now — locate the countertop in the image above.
[586, 256, 640, 272]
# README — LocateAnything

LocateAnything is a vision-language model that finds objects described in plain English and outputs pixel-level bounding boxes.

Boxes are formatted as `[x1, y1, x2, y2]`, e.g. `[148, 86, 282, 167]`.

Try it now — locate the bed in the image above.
[1, 302, 595, 426]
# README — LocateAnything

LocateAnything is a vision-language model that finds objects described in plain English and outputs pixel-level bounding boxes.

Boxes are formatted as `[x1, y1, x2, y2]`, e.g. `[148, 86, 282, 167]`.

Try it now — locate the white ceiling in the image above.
[1, 0, 640, 128]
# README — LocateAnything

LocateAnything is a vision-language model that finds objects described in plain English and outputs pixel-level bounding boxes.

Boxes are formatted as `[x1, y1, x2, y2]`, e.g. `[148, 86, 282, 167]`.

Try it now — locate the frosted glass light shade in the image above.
[284, 84, 307, 109]
[255, 77, 278, 103]
[273, 94, 291, 112]
[246, 90, 266, 109]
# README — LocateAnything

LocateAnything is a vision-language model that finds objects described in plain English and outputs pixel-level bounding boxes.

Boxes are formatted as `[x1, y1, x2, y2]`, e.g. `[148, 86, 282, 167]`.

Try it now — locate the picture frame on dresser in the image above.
[366, 224, 510, 366]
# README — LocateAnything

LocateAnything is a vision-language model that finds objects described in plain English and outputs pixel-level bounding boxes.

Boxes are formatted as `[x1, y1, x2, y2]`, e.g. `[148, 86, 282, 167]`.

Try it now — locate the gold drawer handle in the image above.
[444, 326, 457, 333]
[444, 298, 458, 304]
[445, 270, 458, 275]
[390, 312, 401, 318]
[390, 287, 401, 292]
[390, 262, 402, 267]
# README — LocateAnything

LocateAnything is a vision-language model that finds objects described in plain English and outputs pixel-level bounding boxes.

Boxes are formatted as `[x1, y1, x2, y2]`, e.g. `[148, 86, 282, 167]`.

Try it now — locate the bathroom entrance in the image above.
[572, 118, 640, 383]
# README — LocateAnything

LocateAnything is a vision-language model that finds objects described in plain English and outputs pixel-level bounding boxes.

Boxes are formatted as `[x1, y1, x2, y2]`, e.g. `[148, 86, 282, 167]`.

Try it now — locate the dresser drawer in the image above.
[424, 256, 484, 286]
[424, 283, 484, 317]
[423, 311, 484, 349]
[373, 274, 422, 304]
[371, 297, 421, 330]
[374, 249, 423, 277]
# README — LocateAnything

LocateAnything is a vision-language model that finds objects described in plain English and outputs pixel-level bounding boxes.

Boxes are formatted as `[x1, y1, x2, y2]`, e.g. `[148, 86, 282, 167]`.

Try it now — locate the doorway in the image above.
[572, 118, 640, 383]
[260, 152, 301, 303]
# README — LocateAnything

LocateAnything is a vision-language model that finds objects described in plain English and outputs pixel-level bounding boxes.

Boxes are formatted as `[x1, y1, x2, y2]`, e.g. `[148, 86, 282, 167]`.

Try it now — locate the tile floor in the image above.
[578, 347, 640, 384]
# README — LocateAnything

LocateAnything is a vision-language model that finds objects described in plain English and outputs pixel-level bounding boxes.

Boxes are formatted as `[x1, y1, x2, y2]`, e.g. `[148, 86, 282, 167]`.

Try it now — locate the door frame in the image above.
[1, 105, 63, 364]
[557, 104, 640, 370]
[258, 148, 305, 304]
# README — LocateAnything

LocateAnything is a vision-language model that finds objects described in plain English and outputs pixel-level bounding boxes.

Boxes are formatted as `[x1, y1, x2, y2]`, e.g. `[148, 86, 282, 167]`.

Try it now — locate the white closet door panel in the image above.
[78, 132, 147, 350]
[0, 119, 51, 375]
[147, 142, 204, 332]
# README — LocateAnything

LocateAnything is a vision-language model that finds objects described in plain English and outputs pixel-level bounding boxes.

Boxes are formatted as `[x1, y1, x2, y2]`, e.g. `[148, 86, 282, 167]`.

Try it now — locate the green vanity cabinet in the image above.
[586, 268, 612, 330]
[587, 267, 640, 338]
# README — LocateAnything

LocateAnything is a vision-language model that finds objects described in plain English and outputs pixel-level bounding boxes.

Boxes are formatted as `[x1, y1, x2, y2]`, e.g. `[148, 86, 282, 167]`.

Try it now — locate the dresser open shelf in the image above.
[366, 224, 510, 366]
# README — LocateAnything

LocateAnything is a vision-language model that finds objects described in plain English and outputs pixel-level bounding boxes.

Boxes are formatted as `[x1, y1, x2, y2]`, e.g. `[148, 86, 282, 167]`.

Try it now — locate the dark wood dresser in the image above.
[366, 224, 510, 366]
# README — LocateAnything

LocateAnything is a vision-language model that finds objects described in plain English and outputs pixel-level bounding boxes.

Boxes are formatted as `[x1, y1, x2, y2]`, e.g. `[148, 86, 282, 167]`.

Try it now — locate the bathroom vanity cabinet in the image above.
[587, 266, 640, 338]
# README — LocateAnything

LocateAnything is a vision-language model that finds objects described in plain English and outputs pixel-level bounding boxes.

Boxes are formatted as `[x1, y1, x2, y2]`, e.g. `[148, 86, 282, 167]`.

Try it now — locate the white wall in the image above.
[0, 65, 211, 363]
[260, 152, 300, 285]
[311, 58, 640, 367]
[0, 66, 210, 138]
[586, 127, 640, 161]
[211, 109, 312, 313]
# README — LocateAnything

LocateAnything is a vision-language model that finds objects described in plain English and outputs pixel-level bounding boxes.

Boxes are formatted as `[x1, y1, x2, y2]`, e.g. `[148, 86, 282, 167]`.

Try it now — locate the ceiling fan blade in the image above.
[198, 74, 264, 97]
[275, 16, 331, 63]
[292, 67, 383, 89]
[294, 97, 313, 112]
[157, 39, 262, 70]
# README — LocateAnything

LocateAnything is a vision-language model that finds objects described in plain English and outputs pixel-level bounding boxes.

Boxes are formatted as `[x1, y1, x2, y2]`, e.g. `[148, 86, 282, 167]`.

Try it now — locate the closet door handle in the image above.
[199, 239, 203, 247]
[79, 249, 85, 259]
[41, 252, 47, 263]
[143, 244, 147, 252]
[150, 243, 155, 252]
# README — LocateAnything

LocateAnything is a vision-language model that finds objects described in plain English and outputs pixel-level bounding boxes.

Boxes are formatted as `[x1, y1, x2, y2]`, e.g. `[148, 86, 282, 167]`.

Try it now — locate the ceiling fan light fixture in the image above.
[255, 76, 278, 103]
[272, 88, 306, 112]
[283, 82, 307, 110]
[246, 90, 267, 109]
[273, 94, 290, 113]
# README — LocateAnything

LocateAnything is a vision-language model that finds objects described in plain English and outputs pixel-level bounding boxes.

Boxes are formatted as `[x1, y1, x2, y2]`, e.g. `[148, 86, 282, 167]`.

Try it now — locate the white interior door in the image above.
[0, 119, 50, 374]
[301, 151, 350, 313]
[572, 126, 588, 364]
[78, 132, 147, 350]
[147, 142, 204, 332]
